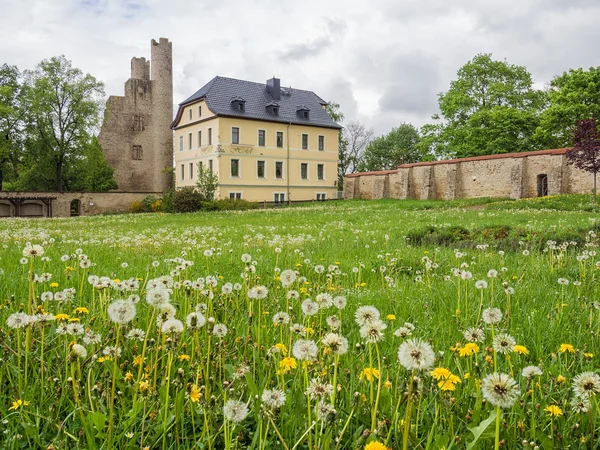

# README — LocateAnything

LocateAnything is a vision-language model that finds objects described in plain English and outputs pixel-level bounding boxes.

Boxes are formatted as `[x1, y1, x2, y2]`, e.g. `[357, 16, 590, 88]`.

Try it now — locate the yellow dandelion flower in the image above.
[73, 307, 89, 315]
[430, 367, 452, 380]
[133, 355, 145, 366]
[67, 317, 81, 322]
[274, 343, 288, 356]
[365, 442, 388, 450]
[178, 354, 190, 362]
[139, 380, 150, 392]
[584, 352, 594, 358]
[54, 314, 70, 321]
[113, 278, 121, 283]
[323, 347, 332, 356]
[360, 368, 380, 382]
[124, 372, 134, 382]
[438, 378, 459, 391]
[514, 345, 529, 355]
[545, 405, 563, 417]
[279, 357, 297, 373]
[383, 380, 392, 389]
[49, 282, 59, 288]
[559, 344, 575, 353]
[97, 356, 112, 363]
[8, 399, 30, 411]
[464, 372, 470, 379]
[305, 327, 315, 336]
[459, 343, 480, 357]
[190, 385, 201, 403]
[386, 314, 396, 321]
[556, 375, 566, 384]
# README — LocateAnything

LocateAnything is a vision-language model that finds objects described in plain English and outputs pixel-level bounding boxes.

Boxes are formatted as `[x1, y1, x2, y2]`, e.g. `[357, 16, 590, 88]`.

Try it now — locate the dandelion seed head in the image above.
[398, 338, 435, 371]
[481, 372, 519, 409]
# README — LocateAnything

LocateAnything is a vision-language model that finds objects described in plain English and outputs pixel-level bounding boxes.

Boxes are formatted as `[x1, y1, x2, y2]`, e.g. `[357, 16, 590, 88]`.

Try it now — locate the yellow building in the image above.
[171, 77, 341, 203]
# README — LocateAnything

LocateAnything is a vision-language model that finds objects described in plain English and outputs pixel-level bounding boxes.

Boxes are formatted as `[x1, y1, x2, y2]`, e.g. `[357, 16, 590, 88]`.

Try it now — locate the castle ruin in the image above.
[98, 37, 173, 193]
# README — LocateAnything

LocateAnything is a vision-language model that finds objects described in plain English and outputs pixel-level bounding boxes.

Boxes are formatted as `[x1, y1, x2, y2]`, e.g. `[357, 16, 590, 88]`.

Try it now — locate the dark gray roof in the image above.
[178, 76, 341, 129]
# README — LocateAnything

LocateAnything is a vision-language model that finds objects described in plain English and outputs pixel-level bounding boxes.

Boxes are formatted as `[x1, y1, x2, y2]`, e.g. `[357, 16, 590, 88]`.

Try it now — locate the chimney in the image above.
[267, 77, 280, 100]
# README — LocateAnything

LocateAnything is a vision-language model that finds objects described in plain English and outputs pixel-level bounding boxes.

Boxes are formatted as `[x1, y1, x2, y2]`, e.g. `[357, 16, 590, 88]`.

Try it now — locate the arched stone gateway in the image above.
[537, 174, 548, 197]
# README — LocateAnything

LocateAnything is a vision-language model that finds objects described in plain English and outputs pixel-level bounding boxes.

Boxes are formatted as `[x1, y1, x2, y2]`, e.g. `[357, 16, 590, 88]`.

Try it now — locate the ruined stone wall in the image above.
[343, 152, 595, 201]
[0, 192, 160, 218]
[98, 38, 173, 193]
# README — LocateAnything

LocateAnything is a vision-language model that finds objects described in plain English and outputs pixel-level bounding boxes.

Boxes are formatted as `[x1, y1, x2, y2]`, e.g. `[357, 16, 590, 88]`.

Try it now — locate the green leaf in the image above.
[466, 409, 498, 450]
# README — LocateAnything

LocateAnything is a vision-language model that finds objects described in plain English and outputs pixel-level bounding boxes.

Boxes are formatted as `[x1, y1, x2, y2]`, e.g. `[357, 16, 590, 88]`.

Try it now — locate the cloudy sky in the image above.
[1, 0, 599, 135]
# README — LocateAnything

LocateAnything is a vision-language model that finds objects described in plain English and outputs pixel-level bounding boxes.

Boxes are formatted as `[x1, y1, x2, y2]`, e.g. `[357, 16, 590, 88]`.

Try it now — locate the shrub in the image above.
[172, 187, 203, 213]
[129, 200, 143, 213]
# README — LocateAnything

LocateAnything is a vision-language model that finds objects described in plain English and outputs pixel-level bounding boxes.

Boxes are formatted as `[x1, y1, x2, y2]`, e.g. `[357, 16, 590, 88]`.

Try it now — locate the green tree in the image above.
[534, 67, 600, 149]
[22, 55, 104, 192]
[69, 136, 118, 191]
[360, 123, 425, 171]
[325, 102, 348, 189]
[196, 164, 219, 201]
[422, 54, 546, 159]
[0, 64, 25, 190]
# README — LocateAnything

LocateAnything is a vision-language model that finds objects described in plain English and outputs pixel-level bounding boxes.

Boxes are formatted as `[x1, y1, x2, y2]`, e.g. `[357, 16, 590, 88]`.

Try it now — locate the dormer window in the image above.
[231, 96, 246, 112]
[266, 101, 279, 116]
[297, 105, 310, 119]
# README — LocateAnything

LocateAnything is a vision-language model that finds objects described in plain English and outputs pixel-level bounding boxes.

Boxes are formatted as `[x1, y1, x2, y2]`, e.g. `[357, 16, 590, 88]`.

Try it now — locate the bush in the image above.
[129, 200, 143, 213]
[172, 187, 203, 213]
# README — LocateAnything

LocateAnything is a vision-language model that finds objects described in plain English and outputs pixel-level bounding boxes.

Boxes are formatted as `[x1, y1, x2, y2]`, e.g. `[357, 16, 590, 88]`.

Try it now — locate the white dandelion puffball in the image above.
[186, 312, 206, 329]
[354, 305, 380, 326]
[301, 299, 319, 316]
[482, 307, 503, 325]
[6, 312, 31, 329]
[522, 366, 543, 380]
[572, 372, 600, 399]
[321, 333, 349, 355]
[481, 372, 519, 409]
[397, 338, 435, 371]
[223, 399, 248, 423]
[280, 269, 297, 287]
[161, 319, 184, 334]
[492, 333, 516, 355]
[292, 339, 318, 361]
[107, 300, 136, 324]
[212, 323, 228, 337]
[146, 288, 170, 306]
[71, 344, 87, 359]
[262, 389, 287, 409]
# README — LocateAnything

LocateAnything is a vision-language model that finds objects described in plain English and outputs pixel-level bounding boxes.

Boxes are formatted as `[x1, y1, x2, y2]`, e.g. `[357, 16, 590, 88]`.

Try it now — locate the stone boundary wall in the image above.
[344, 149, 594, 200]
[0, 192, 161, 218]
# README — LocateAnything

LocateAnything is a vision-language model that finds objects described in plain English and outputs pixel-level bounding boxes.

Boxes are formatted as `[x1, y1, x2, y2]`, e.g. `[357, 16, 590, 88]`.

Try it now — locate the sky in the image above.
[1, 0, 600, 136]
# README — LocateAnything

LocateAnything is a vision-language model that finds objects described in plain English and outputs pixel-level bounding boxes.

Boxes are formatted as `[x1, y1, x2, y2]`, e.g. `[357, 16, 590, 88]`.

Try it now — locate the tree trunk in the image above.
[56, 160, 63, 192]
[594, 172, 597, 205]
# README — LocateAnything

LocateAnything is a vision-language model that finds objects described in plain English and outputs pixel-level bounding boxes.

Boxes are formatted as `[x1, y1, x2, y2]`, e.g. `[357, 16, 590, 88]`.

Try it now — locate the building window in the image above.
[188, 133, 192, 150]
[231, 159, 239, 177]
[208, 128, 212, 145]
[258, 130, 265, 146]
[199, 161, 204, 171]
[317, 164, 324, 180]
[132, 115, 144, 131]
[277, 131, 284, 148]
[189, 109, 192, 120]
[229, 192, 242, 200]
[198, 105, 202, 117]
[316, 193, 327, 201]
[274, 193, 285, 204]
[318, 135, 324, 151]
[301, 163, 308, 180]
[209, 159, 213, 171]
[189, 162, 194, 180]
[302, 134, 308, 150]
[275, 161, 283, 179]
[180, 164, 185, 181]
[179, 135, 183, 152]
[198, 130, 202, 147]
[257, 160, 265, 178]
[232, 127, 239, 144]
[132, 145, 143, 160]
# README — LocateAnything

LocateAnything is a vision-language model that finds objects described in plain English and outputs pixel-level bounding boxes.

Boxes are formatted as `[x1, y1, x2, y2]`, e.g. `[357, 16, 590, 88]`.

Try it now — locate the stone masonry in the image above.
[98, 38, 173, 193]
[344, 148, 595, 200]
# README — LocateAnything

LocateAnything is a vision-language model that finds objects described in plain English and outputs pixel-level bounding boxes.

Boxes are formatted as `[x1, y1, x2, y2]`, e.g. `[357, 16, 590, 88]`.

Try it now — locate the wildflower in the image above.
[326, 315, 341, 330]
[364, 441, 388, 450]
[212, 323, 228, 337]
[292, 339, 318, 361]
[23, 244, 44, 258]
[66, 323, 84, 335]
[360, 320, 387, 343]
[186, 311, 206, 329]
[178, 354, 190, 361]
[40, 292, 53, 301]
[475, 280, 488, 289]
[290, 323, 306, 335]
[223, 400, 248, 423]
[301, 299, 319, 316]
[274, 343, 288, 355]
[459, 343, 480, 357]
[514, 345, 528, 355]
[482, 308, 502, 325]
[394, 326, 412, 338]
[232, 364, 250, 379]
[556, 375, 566, 384]
[146, 288, 170, 306]
[398, 338, 435, 371]
[572, 372, 600, 399]
[430, 367, 452, 380]
[133, 355, 145, 366]
[54, 313, 70, 321]
[272, 312, 290, 325]
[522, 366, 543, 380]
[126, 328, 145, 342]
[190, 385, 201, 403]
[124, 372, 134, 382]
[481, 372, 519, 409]
[492, 333, 516, 355]
[162, 319, 184, 334]
[571, 397, 590, 413]
[386, 314, 396, 321]
[321, 333, 349, 355]
[139, 380, 150, 392]
[280, 269, 297, 287]
[584, 352, 594, 358]
[558, 278, 569, 285]
[315, 401, 335, 421]
[360, 368, 380, 382]
[107, 300, 136, 324]
[73, 307, 89, 315]
[438, 375, 461, 391]
[8, 399, 30, 411]
[355, 306, 380, 326]
[559, 343, 575, 353]
[316, 293, 333, 308]
[6, 312, 30, 329]
[279, 357, 298, 373]
[71, 344, 87, 359]
[545, 405, 563, 417]
[305, 379, 334, 399]
[333, 296, 347, 309]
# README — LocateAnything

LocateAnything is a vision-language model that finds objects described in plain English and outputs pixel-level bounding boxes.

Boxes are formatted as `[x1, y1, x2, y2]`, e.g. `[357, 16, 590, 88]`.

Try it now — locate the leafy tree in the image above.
[535, 67, 600, 149]
[422, 54, 546, 159]
[325, 102, 348, 189]
[196, 164, 219, 201]
[69, 137, 118, 191]
[0, 64, 25, 190]
[22, 55, 104, 192]
[340, 121, 373, 177]
[360, 123, 425, 171]
[567, 119, 600, 204]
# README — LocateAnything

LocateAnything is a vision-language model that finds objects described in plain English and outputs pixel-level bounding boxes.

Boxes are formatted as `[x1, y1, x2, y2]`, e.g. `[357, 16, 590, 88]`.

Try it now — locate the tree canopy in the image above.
[567, 119, 600, 203]
[361, 123, 426, 171]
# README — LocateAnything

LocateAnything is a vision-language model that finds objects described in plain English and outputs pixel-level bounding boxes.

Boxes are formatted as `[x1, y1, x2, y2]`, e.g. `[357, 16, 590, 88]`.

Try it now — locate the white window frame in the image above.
[258, 129, 266, 147]
[275, 161, 284, 179]
[229, 192, 243, 200]
[198, 105, 202, 117]
[301, 133, 309, 150]
[188, 133, 192, 150]
[230, 158, 240, 178]
[179, 135, 183, 152]
[276, 131, 284, 148]
[189, 162, 194, 180]
[300, 162, 309, 180]
[180, 164, 185, 181]
[317, 163, 325, 181]
[198, 130, 202, 147]
[189, 108, 192, 120]
[318, 135, 325, 151]
[274, 192, 286, 203]
[232, 127, 240, 145]
[316, 192, 327, 201]
[257, 160, 266, 179]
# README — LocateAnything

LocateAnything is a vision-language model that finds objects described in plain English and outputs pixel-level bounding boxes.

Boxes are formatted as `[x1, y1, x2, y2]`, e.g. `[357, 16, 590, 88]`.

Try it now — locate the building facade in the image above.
[98, 38, 173, 193]
[344, 148, 594, 200]
[171, 77, 341, 203]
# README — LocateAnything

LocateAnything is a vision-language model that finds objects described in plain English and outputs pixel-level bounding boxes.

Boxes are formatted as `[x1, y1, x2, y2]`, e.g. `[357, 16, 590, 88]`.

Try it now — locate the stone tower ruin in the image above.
[98, 38, 173, 193]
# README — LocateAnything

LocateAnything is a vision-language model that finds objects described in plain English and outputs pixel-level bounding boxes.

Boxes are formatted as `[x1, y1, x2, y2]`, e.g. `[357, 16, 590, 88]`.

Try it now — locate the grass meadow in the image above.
[0, 197, 599, 449]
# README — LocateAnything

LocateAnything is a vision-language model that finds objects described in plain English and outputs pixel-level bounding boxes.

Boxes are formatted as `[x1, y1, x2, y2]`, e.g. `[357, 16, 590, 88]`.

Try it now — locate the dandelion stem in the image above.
[107, 324, 121, 450]
[402, 370, 415, 450]
[494, 406, 501, 450]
